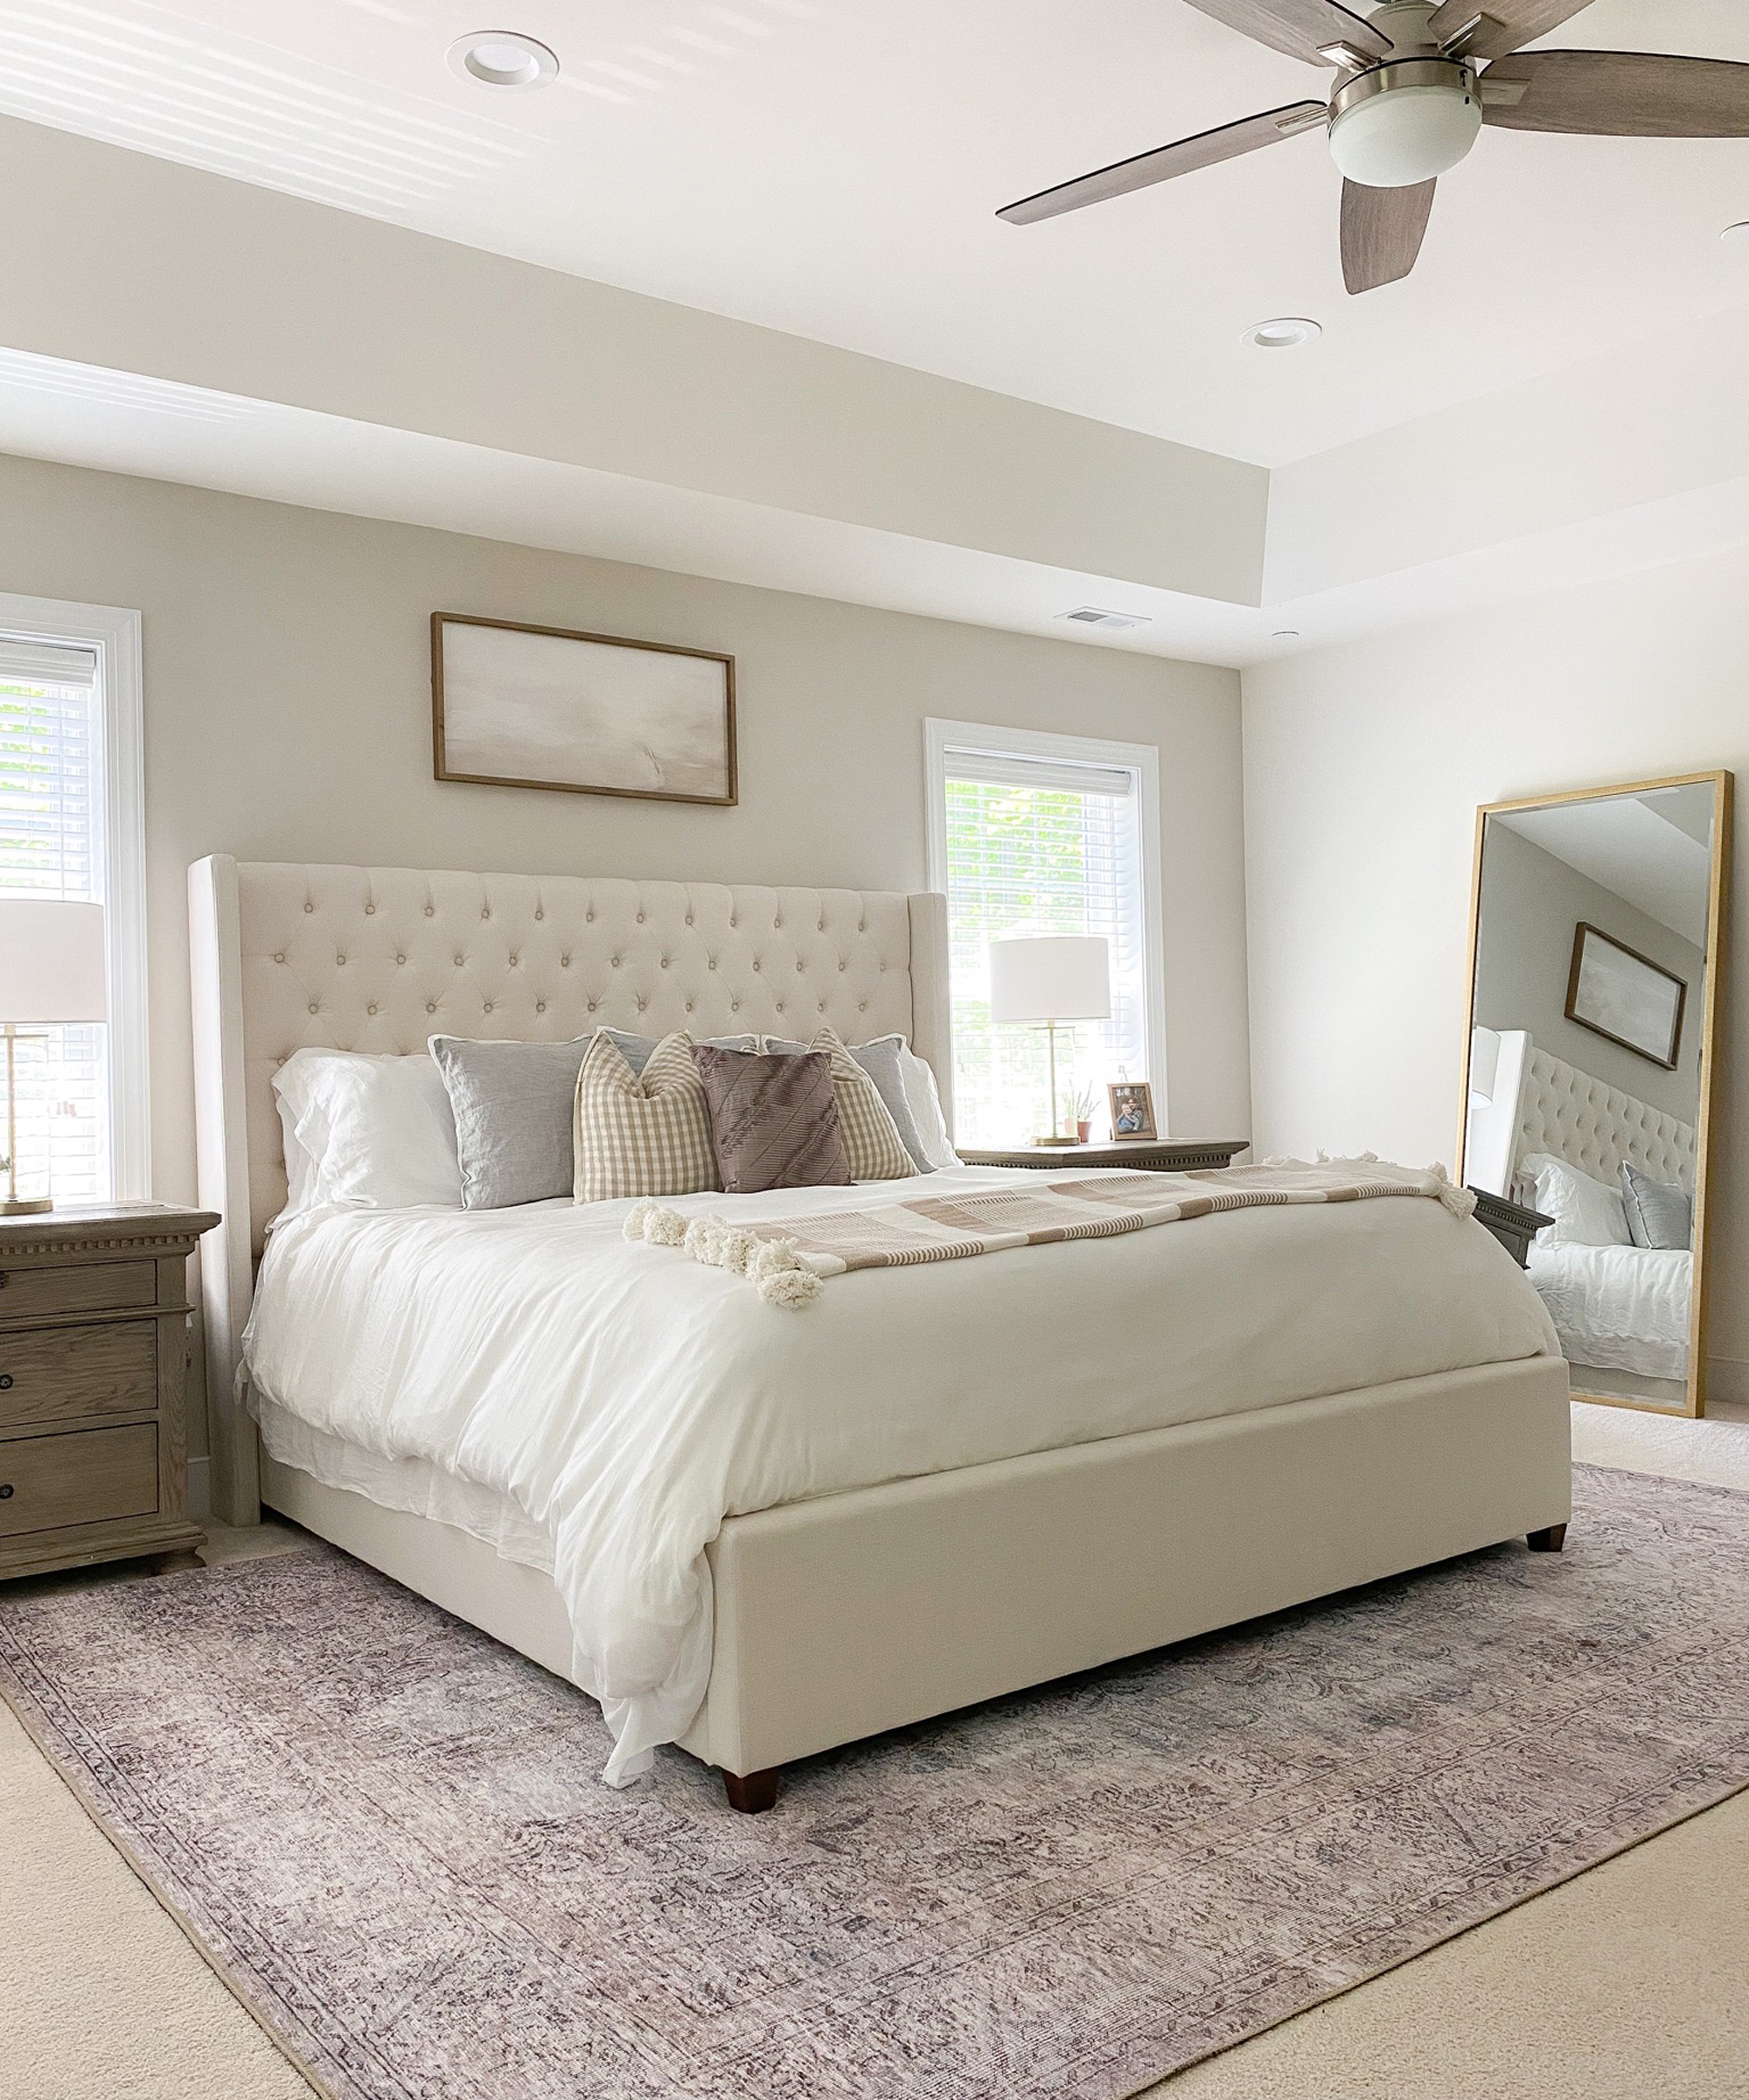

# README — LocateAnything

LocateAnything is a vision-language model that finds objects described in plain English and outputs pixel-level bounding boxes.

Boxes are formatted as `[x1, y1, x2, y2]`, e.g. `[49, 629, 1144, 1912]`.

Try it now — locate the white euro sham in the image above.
[899, 1043, 959, 1169]
[271, 1049, 463, 1217]
[1523, 1152, 1631, 1249]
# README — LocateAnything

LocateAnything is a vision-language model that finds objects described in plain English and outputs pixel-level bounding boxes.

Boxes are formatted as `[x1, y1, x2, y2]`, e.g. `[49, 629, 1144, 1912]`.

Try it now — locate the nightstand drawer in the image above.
[0, 1260, 158, 1325]
[0, 1321, 159, 1428]
[0, 1424, 159, 1538]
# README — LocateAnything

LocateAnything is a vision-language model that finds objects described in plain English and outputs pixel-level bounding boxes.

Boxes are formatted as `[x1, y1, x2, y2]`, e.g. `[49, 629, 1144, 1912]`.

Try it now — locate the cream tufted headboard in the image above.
[1512, 1046, 1696, 1201]
[188, 855, 951, 1522]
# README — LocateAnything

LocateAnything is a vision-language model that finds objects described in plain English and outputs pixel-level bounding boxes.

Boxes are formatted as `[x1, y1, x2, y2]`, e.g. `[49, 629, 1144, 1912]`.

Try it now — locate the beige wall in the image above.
[0, 450, 1250, 1458]
[0, 117, 1268, 605]
[1242, 540, 1749, 1397]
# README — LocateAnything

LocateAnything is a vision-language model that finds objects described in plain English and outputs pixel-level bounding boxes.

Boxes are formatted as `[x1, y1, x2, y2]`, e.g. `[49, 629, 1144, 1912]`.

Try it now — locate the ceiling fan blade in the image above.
[998, 101, 1327, 226]
[1341, 178, 1437, 293]
[1427, 2, 1594, 62]
[1481, 50, 1749, 136]
[1182, 0, 1390, 69]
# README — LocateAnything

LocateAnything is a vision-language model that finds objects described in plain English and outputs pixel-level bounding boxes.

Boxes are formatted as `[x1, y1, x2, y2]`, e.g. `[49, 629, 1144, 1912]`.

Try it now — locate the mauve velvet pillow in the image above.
[691, 1045, 849, 1195]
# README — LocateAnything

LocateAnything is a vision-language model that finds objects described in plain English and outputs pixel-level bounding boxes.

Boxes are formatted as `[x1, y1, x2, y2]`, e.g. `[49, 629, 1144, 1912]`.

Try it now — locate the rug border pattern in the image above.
[3, 1469, 1748, 2100]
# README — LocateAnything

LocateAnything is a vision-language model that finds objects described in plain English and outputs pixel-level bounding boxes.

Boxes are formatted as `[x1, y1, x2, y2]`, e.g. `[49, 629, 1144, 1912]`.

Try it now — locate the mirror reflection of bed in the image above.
[1462, 776, 1730, 1418]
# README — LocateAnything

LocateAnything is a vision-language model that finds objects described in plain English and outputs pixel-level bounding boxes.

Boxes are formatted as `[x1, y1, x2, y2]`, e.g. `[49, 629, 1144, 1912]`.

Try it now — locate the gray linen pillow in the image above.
[429, 1035, 590, 1210]
[761, 1031, 935, 1173]
[691, 1046, 849, 1195]
[603, 1028, 757, 1077]
[1620, 1164, 1692, 1250]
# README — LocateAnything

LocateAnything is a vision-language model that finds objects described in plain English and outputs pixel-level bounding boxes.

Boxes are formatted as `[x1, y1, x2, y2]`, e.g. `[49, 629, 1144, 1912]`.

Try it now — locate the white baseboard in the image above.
[187, 1455, 212, 1521]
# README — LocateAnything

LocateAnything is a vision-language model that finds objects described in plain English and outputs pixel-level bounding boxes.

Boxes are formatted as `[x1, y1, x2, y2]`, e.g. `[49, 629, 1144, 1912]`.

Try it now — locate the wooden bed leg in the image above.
[1527, 1524, 1567, 1553]
[722, 1767, 780, 1814]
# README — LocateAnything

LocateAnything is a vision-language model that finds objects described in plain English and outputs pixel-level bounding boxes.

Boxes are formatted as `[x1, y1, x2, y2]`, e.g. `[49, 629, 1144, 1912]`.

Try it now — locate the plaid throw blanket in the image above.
[624, 1159, 1475, 1308]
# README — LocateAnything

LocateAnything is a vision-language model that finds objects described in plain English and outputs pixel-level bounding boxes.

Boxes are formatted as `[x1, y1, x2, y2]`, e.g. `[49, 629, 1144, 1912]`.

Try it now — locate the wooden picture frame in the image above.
[1564, 920, 1687, 1071]
[1107, 1080, 1157, 1141]
[432, 612, 736, 806]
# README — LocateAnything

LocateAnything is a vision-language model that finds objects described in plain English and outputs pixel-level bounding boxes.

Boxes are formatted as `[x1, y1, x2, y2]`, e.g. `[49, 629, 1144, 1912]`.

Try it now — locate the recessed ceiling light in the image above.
[1724, 221, 1749, 248]
[448, 31, 560, 90]
[1243, 317, 1321, 351]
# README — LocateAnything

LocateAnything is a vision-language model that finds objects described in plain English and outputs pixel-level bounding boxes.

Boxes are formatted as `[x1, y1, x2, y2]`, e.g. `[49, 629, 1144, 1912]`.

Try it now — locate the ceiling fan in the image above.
[998, 2, 1749, 294]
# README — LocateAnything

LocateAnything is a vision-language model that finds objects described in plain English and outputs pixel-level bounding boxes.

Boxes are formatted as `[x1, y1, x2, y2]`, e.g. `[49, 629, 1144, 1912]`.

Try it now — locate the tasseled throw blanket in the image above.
[624, 1158, 1476, 1308]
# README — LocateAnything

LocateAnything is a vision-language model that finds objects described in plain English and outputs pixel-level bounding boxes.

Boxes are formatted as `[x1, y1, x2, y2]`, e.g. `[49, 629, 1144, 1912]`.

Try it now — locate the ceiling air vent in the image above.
[1055, 607, 1152, 631]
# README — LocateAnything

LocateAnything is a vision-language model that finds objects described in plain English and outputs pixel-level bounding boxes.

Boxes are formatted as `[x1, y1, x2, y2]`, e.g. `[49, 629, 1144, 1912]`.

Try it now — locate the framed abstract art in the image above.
[433, 613, 736, 806]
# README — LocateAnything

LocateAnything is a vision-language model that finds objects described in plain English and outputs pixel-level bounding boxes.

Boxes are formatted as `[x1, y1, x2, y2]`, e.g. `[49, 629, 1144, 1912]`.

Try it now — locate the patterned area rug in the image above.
[3, 1465, 1748, 2100]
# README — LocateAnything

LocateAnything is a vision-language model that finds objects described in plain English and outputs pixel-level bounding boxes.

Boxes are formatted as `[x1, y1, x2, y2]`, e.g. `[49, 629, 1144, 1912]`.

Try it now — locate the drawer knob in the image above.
[0, 1484, 11, 1500]
[0, 1375, 11, 1390]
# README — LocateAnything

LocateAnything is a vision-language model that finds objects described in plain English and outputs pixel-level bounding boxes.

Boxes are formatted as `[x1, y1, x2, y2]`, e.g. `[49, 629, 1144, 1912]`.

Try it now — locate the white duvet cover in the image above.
[1527, 1240, 1691, 1381]
[242, 1164, 1557, 1783]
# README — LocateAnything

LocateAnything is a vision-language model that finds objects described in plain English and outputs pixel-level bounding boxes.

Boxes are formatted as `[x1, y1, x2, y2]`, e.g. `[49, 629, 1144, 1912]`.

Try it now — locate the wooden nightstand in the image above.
[958, 1140, 1250, 1172]
[0, 1204, 219, 1581]
[1467, 1188, 1553, 1271]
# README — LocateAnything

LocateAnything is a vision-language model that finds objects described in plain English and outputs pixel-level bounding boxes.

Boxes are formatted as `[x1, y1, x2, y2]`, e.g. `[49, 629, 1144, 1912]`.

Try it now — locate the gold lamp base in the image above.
[1028, 1021, 1083, 1150]
[3, 1026, 53, 1218]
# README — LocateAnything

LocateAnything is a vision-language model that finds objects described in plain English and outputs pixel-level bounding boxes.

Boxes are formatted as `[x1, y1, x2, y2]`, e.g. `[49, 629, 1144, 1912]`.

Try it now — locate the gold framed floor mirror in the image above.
[1459, 771, 1732, 1419]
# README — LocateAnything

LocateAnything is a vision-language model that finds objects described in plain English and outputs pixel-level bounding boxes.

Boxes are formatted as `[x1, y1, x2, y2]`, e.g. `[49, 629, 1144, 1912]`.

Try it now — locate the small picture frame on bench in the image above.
[1107, 1081, 1157, 1141]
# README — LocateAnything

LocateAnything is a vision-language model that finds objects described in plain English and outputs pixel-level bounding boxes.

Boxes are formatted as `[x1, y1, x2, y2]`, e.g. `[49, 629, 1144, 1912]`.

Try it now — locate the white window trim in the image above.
[0, 592, 150, 1199]
[923, 718, 1170, 1129]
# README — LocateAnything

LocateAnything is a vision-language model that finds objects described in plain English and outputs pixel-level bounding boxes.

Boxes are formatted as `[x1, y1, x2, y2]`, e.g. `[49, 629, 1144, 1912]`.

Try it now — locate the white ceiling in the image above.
[2, 0, 1747, 467]
[1496, 789, 1717, 945]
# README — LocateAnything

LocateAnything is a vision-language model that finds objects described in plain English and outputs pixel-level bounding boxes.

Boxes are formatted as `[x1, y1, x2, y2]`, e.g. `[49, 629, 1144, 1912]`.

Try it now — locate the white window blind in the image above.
[938, 736, 1152, 1147]
[0, 634, 109, 1202]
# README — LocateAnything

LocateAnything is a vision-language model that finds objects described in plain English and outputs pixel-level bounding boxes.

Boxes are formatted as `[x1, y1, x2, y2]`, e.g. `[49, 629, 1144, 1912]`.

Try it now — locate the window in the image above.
[0, 598, 148, 1203]
[926, 721, 1164, 1148]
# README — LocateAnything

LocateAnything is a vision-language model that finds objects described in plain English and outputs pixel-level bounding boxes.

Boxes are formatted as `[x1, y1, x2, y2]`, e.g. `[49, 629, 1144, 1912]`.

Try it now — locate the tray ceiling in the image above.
[0, 0, 1746, 466]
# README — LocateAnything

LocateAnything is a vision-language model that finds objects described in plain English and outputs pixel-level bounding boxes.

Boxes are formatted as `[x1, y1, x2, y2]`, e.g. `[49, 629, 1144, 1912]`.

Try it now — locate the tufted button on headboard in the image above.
[1514, 1047, 1696, 1198]
[188, 856, 951, 1521]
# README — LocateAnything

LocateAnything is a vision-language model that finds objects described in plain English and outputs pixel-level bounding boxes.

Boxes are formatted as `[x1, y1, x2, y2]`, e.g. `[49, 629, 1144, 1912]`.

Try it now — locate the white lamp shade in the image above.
[988, 935, 1111, 1025]
[0, 899, 107, 1024]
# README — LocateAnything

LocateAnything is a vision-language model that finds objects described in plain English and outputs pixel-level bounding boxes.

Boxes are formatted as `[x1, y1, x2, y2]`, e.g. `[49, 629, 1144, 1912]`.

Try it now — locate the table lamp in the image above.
[0, 897, 107, 1214]
[988, 934, 1111, 1145]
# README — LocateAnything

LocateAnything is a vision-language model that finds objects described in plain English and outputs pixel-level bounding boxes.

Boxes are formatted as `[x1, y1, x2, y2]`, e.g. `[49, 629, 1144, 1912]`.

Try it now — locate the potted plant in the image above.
[1070, 1083, 1097, 1146]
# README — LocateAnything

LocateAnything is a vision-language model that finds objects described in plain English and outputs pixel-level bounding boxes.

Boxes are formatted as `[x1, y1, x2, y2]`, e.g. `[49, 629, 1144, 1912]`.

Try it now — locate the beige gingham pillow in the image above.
[805, 1026, 915, 1181]
[573, 1029, 721, 1204]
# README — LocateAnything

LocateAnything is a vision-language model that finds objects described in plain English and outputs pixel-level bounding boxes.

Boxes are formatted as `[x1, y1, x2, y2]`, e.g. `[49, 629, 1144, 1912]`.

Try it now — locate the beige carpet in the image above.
[4, 1405, 1747, 2100]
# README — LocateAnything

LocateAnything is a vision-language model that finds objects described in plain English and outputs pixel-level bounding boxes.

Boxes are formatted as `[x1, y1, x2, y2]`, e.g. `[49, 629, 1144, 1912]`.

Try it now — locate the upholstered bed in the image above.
[190, 856, 1571, 1809]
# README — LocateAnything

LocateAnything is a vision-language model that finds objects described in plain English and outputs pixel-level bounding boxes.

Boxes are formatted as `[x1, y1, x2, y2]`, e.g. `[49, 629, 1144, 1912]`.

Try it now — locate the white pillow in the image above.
[1523, 1152, 1631, 1248]
[900, 1044, 959, 1170]
[272, 1050, 463, 1215]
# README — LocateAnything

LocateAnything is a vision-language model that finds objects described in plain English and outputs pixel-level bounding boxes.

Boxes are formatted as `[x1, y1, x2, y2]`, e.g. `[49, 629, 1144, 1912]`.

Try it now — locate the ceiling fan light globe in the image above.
[1328, 64, 1483, 188]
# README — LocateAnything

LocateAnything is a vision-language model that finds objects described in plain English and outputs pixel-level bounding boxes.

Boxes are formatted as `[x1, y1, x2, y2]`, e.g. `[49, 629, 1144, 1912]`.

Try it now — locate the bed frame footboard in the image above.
[677, 1356, 1571, 1783]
